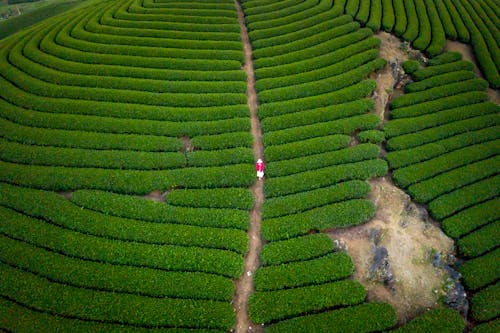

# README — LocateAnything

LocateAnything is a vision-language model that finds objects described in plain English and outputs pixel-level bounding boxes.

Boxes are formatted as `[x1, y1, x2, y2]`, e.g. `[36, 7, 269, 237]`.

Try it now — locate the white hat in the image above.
[257, 159, 263, 162]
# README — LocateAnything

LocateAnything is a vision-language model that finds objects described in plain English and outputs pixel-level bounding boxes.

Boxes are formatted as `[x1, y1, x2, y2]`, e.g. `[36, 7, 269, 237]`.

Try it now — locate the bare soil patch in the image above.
[328, 178, 455, 324]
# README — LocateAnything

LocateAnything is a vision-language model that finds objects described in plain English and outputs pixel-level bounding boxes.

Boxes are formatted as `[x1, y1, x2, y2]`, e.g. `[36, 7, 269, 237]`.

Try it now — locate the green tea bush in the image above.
[262, 200, 376, 241]
[424, 0, 446, 56]
[358, 130, 385, 144]
[256, 49, 379, 91]
[263, 180, 370, 218]
[0, 207, 244, 278]
[402, 60, 420, 74]
[243, 0, 303, 16]
[255, 37, 380, 79]
[187, 148, 254, 167]
[249, 280, 366, 324]
[259, 80, 376, 118]
[0, 235, 234, 301]
[471, 282, 500, 322]
[411, 60, 474, 81]
[0, 183, 248, 254]
[258, 59, 385, 103]
[470, 318, 500, 333]
[435, 0, 458, 40]
[261, 99, 373, 131]
[442, 199, 500, 238]
[266, 303, 397, 333]
[0, 139, 187, 170]
[366, 0, 382, 31]
[443, 0, 470, 42]
[389, 91, 488, 119]
[254, 28, 373, 69]
[265, 159, 387, 197]
[345, 0, 360, 18]
[385, 126, 500, 168]
[70, 189, 249, 230]
[405, 71, 476, 92]
[393, 0, 407, 36]
[0, 117, 184, 152]
[458, 221, 500, 258]
[168, 188, 254, 210]
[393, 140, 500, 187]
[386, 114, 499, 151]
[0, 160, 254, 194]
[390, 79, 488, 109]
[254, 252, 353, 291]
[245, 0, 318, 27]
[260, 234, 334, 266]
[253, 20, 358, 59]
[402, 0, 419, 42]
[191, 132, 253, 150]
[251, 13, 350, 50]
[265, 135, 350, 162]
[0, 263, 235, 330]
[427, 51, 463, 66]
[381, 0, 395, 31]
[412, 0, 432, 50]
[428, 173, 500, 219]
[385, 102, 497, 138]
[460, 248, 500, 290]
[392, 308, 465, 333]
[266, 144, 380, 177]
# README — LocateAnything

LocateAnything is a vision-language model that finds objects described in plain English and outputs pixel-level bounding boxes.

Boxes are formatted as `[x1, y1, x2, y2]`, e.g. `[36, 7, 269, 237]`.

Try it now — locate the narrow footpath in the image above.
[233, 1, 265, 332]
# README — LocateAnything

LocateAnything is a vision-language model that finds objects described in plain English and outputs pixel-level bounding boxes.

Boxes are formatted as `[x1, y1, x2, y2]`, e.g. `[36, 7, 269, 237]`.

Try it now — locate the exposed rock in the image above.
[369, 246, 395, 289]
[369, 227, 382, 245]
[332, 238, 348, 251]
[445, 281, 469, 316]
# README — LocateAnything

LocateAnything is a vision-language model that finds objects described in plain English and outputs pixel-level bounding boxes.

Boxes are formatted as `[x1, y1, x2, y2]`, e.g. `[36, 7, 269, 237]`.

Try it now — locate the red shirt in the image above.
[256, 161, 265, 172]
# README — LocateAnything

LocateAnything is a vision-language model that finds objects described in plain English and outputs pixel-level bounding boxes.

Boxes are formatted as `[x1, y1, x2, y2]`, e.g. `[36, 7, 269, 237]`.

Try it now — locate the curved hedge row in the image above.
[386, 57, 500, 331]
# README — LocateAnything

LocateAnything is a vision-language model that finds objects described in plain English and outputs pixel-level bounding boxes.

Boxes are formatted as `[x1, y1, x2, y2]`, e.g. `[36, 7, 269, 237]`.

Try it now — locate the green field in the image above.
[0, 0, 498, 331]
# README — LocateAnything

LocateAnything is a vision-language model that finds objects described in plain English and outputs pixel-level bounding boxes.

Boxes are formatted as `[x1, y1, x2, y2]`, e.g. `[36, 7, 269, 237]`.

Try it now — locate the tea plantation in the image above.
[0, 0, 498, 332]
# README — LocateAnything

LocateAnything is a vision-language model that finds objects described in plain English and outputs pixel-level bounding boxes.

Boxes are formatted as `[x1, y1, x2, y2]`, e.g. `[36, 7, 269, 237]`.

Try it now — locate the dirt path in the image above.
[233, 1, 264, 332]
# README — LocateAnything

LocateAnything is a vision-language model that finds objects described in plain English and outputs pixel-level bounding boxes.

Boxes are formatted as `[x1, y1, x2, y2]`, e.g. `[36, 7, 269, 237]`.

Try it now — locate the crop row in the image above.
[250, 280, 366, 324]
[458, 220, 500, 259]
[265, 134, 350, 162]
[386, 125, 500, 169]
[70, 189, 249, 230]
[459, 248, 500, 291]
[0, 183, 248, 254]
[254, 37, 380, 79]
[263, 180, 370, 219]
[471, 319, 500, 333]
[0, 160, 255, 194]
[389, 91, 488, 120]
[393, 308, 465, 333]
[260, 234, 334, 266]
[441, 198, 499, 239]
[427, 174, 500, 219]
[0, 206, 243, 278]
[393, 140, 499, 188]
[0, 138, 254, 169]
[0, 262, 234, 330]
[471, 282, 500, 322]
[408, 157, 499, 204]
[0, 234, 233, 301]
[386, 114, 500, 151]
[405, 70, 476, 93]
[254, 252, 354, 291]
[167, 188, 254, 210]
[262, 199, 376, 241]
[266, 302, 396, 333]
[265, 159, 387, 197]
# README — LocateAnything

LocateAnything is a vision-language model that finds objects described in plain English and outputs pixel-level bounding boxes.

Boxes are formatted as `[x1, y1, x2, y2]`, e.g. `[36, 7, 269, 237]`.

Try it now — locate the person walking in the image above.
[256, 159, 265, 180]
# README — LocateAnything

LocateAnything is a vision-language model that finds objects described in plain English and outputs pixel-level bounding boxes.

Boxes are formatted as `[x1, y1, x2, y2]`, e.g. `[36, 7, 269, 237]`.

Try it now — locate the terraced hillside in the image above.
[0, 0, 255, 331]
[386, 53, 500, 332]
[0, 0, 498, 332]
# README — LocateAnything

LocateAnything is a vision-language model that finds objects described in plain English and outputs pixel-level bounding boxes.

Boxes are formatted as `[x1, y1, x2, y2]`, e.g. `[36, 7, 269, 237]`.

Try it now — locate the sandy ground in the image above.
[328, 178, 455, 324]
[445, 40, 500, 104]
[233, 1, 264, 332]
